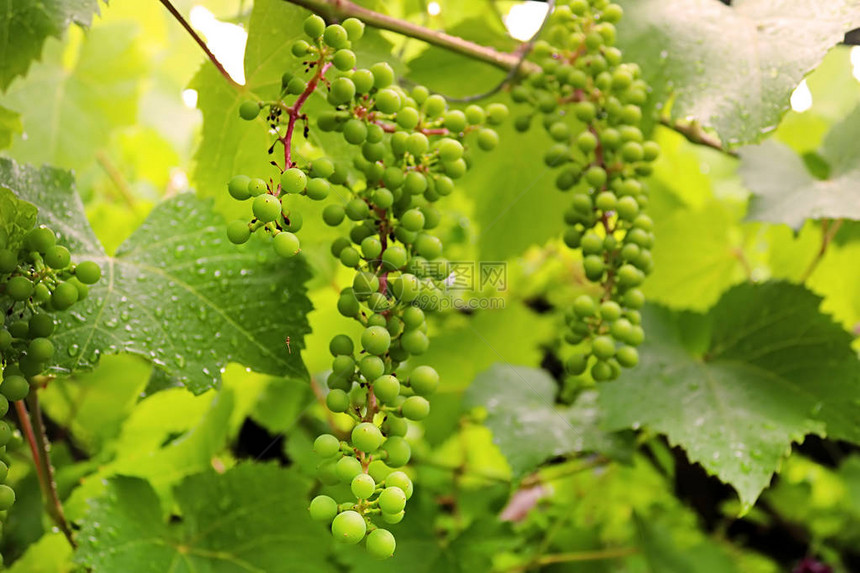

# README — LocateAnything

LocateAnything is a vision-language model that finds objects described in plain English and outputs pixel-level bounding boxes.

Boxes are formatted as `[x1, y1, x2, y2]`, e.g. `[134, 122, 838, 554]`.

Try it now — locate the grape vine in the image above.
[509, 0, 657, 382]
[223, 14, 506, 558]
[0, 224, 101, 565]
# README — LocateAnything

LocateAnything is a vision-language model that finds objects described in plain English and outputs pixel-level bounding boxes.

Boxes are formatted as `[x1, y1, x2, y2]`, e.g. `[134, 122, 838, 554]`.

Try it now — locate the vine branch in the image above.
[799, 218, 843, 282]
[282, 0, 539, 75]
[17, 395, 76, 547]
[157, 0, 241, 88]
[660, 117, 738, 157]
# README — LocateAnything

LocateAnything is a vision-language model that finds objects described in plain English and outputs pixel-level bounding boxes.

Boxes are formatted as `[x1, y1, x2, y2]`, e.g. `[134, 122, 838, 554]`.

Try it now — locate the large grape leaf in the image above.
[616, 0, 860, 145]
[7, 532, 73, 573]
[740, 104, 860, 229]
[0, 0, 101, 91]
[463, 364, 628, 478]
[600, 282, 860, 507]
[2, 22, 146, 169]
[0, 186, 37, 250]
[76, 465, 336, 573]
[0, 158, 312, 394]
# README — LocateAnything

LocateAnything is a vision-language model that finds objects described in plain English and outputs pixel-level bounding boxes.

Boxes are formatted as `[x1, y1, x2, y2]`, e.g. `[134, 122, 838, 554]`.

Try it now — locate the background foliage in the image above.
[1, 0, 860, 571]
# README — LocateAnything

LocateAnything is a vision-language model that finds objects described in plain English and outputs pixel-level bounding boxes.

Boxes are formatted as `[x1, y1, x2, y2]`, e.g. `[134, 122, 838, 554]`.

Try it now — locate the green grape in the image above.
[333, 49, 356, 71]
[396, 107, 420, 130]
[336, 456, 363, 482]
[401, 396, 430, 420]
[239, 100, 260, 120]
[329, 77, 356, 105]
[385, 471, 413, 499]
[6, 276, 33, 301]
[330, 334, 355, 356]
[343, 119, 368, 144]
[51, 282, 78, 310]
[323, 24, 349, 49]
[345, 199, 370, 221]
[370, 63, 395, 88]
[0, 250, 16, 274]
[0, 423, 11, 448]
[616, 345, 638, 368]
[28, 338, 54, 362]
[304, 14, 326, 38]
[74, 261, 101, 285]
[0, 485, 14, 511]
[409, 365, 438, 396]
[0, 459, 8, 481]
[566, 352, 588, 375]
[280, 168, 307, 194]
[375, 89, 402, 114]
[383, 436, 411, 467]
[350, 473, 376, 499]
[309, 495, 338, 522]
[361, 326, 391, 356]
[342, 18, 365, 40]
[332, 510, 366, 544]
[381, 246, 408, 270]
[314, 434, 341, 457]
[26, 227, 56, 253]
[400, 330, 429, 355]
[443, 110, 467, 132]
[227, 221, 251, 245]
[248, 178, 268, 196]
[377, 487, 406, 514]
[372, 375, 400, 404]
[0, 330, 11, 350]
[0, 375, 29, 402]
[382, 511, 405, 524]
[323, 204, 346, 226]
[292, 40, 310, 57]
[476, 128, 499, 151]
[366, 528, 396, 559]
[253, 195, 281, 223]
[352, 422, 384, 453]
[592, 335, 616, 360]
[486, 103, 509, 124]
[273, 232, 301, 258]
[228, 174, 252, 200]
[287, 76, 307, 95]
[414, 234, 442, 260]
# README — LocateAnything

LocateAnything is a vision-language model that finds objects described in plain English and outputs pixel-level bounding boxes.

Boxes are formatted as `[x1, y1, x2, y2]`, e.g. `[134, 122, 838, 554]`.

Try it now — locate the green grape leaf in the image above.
[0, 104, 21, 149]
[460, 116, 571, 261]
[2, 22, 146, 169]
[616, 0, 860, 144]
[7, 532, 73, 573]
[463, 364, 626, 478]
[740, 105, 860, 229]
[600, 282, 860, 507]
[0, 0, 101, 91]
[636, 515, 740, 573]
[0, 158, 312, 394]
[0, 186, 37, 251]
[76, 464, 336, 573]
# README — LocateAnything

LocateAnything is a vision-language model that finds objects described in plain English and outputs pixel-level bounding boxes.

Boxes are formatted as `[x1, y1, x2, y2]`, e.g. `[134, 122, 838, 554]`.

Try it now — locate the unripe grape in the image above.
[0, 375, 29, 402]
[477, 128, 499, 151]
[643, 141, 661, 161]
[75, 261, 101, 285]
[352, 68, 374, 94]
[584, 166, 607, 188]
[409, 365, 438, 396]
[304, 14, 326, 38]
[383, 436, 411, 467]
[342, 17, 365, 40]
[291, 40, 310, 58]
[336, 456, 363, 483]
[396, 107, 420, 130]
[443, 110, 467, 133]
[0, 485, 15, 511]
[573, 295, 597, 317]
[577, 131, 598, 154]
[366, 528, 396, 559]
[333, 49, 356, 71]
[330, 77, 356, 105]
[401, 396, 430, 420]
[44, 245, 71, 269]
[617, 264, 643, 287]
[370, 63, 395, 88]
[343, 119, 368, 145]
[28, 337, 54, 362]
[309, 495, 338, 522]
[238, 100, 260, 120]
[351, 473, 376, 499]
[381, 246, 408, 270]
[6, 276, 33, 301]
[323, 204, 346, 226]
[273, 232, 302, 258]
[566, 352, 588, 375]
[374, 89, 401, 114]
[326, 389, 350, 412]
[378, 486, 407, 514]
[248, 178, 268, 196]
[592, 360, 613, 381]
[330, 334, 355, 356]
[314, 434, 341, 457]
[51, 281, 78, 310]
[362, 326, 391, 356]
[583, 255, 605, 280]
[486, 103, 509, 125]
[26, 227, 56, 253]
[27, 314, 55, 340]
[574, 101, 596, 122]
[464, 104, 486, 124]
[616, 346, 639, 368]
[382, 511, 405, 524]
[404, 171, 428, 195]
[252, 195, 280, 223]
[228, 175, 252, 200]
[352, 422, 384, 453]
[345, 198, 370, 221]
[414, 234, 442, 260]
[624, 289, 645, 309]
[331, 510, 366, 544]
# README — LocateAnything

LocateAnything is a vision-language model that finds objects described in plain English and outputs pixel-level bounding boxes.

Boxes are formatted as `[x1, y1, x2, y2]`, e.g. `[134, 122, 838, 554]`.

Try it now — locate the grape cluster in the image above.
[0, 224, 101, 562]
[223, 14, 506, 557]
[510, 0, 657, 382]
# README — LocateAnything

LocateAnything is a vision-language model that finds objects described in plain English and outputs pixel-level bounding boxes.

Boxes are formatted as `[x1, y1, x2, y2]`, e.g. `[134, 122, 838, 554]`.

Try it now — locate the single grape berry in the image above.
[342, 18, 365, 40]
[228, 174, 252, 200]
[366, 528, 396, 559]
[351, 473, 376, 499]
[280, 168, 307, 194]
[273, 232, 301, 258]
[309, 495, 338, 522]
[331, 510, 366, 544]
[51, 281, 79, 310]
[28, 338, 54, 362]
[75, 261, 101, 285]
[378, 487, 407, 514]
[409, 365, 439, 396]
[303, 14, 326, 38]
[383, 436, 411, 467]
[227, 220, 251, 245]
[27, 227, 56, 253]
[253, 195, 281, 223]
[352, 422, 384, 452]
[361, 326, 391, 356]
[314, 434, 341, 458]
[0, 375, 29, 402]
[6, 276, 33, 301]
[0, 485, 15, 511]
[323, 24, 349, 49]
[333, 49, 356, 71]
[401, 396, 430, 420]
[0, 250, 16, 274]
[239, 100, 260, 120]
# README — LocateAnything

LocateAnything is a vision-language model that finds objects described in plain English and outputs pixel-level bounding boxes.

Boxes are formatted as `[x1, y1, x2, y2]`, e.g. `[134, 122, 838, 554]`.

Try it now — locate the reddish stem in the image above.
[282, 60, 333, 170]
[15, 400, 43, 477]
